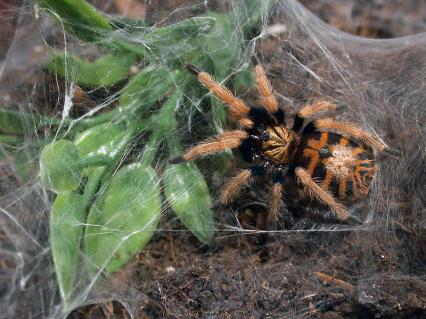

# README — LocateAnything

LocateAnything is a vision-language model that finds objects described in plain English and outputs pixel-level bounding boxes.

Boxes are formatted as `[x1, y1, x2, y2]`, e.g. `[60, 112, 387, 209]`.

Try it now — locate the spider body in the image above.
[172, 64, 396, 224]
[292, 131, 376, 200]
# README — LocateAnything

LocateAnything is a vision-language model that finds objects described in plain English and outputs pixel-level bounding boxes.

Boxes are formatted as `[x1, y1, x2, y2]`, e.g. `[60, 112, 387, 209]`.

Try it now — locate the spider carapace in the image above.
[171, 64, 397, 224]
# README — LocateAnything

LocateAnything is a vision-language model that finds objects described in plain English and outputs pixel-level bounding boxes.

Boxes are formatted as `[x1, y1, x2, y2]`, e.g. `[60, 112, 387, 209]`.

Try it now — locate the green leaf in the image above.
[50, 191, 86, 304]
[0, 135, 23, 144]
[0, 109, 40, 134]
[40, 140, 82, 193]
[164, 162, 214, 245]
[46, 53, 136, 87]
[105, 17, 216, 58]
[143, 17, 215, 55]
[73, 123, 133, 179]
[84, 163, 161, 273]
[151, 93, 178, 132]
[118, 65, 175, 112]
[110, 16, 146, 33]
[50, 165, 104, 308]
[74, 122, 131, 163]
[233, 67, 255, 91]
[192, 12, 239, 80]
[37, 0, 111, 42]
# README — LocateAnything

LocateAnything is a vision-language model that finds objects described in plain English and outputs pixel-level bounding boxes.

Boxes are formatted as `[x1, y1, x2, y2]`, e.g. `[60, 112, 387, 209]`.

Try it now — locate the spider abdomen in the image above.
[293, 132, 376, 200]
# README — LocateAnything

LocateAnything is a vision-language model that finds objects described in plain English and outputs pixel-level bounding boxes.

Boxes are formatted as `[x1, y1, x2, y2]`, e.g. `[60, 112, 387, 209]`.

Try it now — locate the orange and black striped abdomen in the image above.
[293, 132, 376, 200]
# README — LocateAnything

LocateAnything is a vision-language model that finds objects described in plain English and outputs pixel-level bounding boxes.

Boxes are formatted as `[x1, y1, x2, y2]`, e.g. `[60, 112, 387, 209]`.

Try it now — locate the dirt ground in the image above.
[1, 1, 425, 318]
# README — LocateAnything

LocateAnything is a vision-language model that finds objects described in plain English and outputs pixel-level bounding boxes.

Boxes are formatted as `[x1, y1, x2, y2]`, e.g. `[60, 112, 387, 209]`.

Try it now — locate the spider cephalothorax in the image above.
[260, 126, 298, 163]
[171, 64, 397, 224]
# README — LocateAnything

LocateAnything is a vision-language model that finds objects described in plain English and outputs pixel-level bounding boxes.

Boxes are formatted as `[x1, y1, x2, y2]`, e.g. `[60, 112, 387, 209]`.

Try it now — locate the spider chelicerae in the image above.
[171, 64, 397, 224]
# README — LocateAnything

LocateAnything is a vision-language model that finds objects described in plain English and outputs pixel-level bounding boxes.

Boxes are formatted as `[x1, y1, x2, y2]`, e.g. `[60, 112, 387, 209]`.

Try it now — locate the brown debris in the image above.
[314, 271, 354, 291]
[115, 0, 146, 19]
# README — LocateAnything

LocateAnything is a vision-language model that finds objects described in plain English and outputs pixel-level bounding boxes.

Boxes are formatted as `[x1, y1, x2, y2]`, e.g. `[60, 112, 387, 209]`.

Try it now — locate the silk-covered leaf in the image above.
[144, 17, 215, 48]
[74, 122, 131, 164]
[46, 53, 136, 87]
[164, 162, 214, 245]
[106, 17, 216, 58]
[84, 163, 161, 273]
[40, 140, 82, 193]
[118, 65, 175, 112]
[0, 109, 41, 134]
[50, 192, 86, 305]
[37, 0, 111, 42]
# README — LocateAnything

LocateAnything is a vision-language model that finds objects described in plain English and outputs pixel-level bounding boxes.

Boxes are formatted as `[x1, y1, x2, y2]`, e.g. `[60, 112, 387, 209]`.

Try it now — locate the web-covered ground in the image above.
[1, 1, 425, 318]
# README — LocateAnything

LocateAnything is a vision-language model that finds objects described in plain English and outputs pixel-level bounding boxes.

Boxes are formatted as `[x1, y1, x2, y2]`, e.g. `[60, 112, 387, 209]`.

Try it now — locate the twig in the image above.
[314, 271, 354, 291]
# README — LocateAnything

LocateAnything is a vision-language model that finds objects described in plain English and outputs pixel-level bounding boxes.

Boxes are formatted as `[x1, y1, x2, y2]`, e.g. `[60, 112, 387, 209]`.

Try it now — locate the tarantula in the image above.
[171, 64, 396, 223]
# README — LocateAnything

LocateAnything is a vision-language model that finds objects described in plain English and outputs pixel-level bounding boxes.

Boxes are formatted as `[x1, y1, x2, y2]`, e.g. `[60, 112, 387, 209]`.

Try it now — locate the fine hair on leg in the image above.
[295, 167, 350, 221]
[293, 101, 336, 131]
[298, 101, 337, 118]
[314, 118, 387, 152]
[187, 65, 253, 128]
[268, 183, 283, 225]
[219, 169, 252, 205]
[254, 65, 279, 113]
[170, 130, 248, 163]
[182, 130, 248, 161]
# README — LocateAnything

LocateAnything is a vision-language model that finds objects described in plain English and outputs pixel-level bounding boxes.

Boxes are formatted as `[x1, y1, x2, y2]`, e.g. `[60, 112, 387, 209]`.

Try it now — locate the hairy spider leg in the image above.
[254, 65, 279, 113]
[268, 170, 285, 224]
[220, 165, 286, 227]
[219, 165, 265, 205]
[295, 167, 350, 220]
[292, 101, 337, 132]
[186, 64, 253, 129]
[170, 130, 248, 163]
[254, 65, 286, 124]
[304, 117, 399, 155]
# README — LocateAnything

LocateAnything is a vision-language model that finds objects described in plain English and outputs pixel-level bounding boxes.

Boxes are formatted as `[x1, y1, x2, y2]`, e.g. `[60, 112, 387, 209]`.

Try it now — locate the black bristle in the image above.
[169, 156, 184, 164]
[292, 113, 304, 132]
[273, 171, 285, 184]
[185, 63, 200, 75]
[384, 147, 402, 158]
[303, 121, 317, 133]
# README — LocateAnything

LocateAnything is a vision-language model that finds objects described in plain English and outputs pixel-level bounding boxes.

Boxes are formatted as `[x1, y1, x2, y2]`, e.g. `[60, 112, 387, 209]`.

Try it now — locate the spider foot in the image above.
[185, 63, 200, 75]
[345, 214, 362, 225]
[383, 147, 402, 158]
[169, 156, 184, 164]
